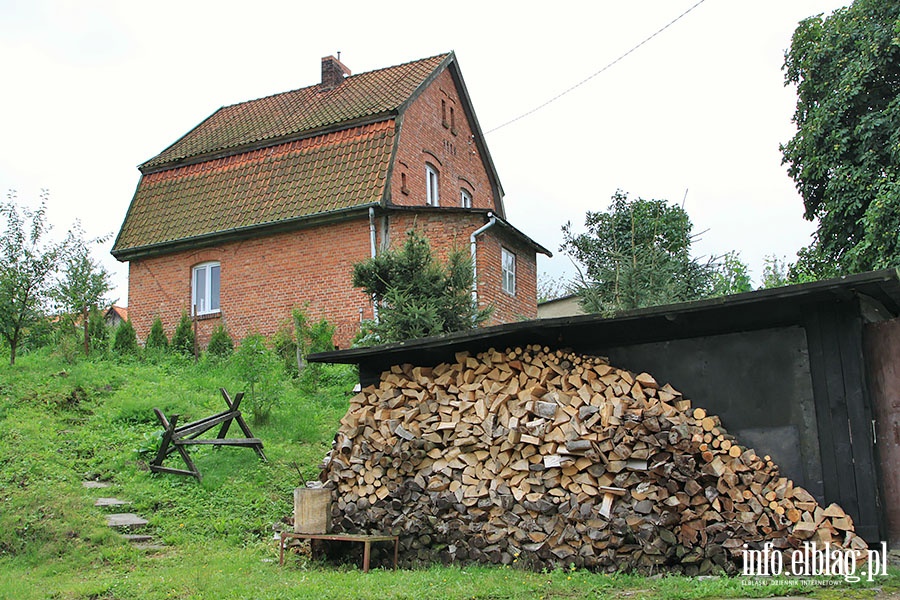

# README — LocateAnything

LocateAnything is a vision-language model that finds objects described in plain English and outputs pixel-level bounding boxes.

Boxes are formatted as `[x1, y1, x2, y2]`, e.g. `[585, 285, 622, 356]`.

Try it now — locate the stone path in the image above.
[95, 497, 130, 507]
[83, 481, 165, 551]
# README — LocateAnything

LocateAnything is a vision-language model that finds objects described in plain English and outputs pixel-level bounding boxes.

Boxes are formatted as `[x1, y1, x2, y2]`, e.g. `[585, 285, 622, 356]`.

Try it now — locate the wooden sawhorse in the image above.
[150, 388, 266, 481]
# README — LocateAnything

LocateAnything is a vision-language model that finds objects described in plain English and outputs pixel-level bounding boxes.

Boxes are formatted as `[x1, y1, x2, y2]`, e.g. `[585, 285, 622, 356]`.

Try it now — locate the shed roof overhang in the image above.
[310, 268, 900, 372]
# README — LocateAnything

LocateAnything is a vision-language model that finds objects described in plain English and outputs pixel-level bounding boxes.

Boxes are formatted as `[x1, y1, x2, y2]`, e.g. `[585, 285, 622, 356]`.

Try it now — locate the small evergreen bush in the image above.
[206, 323, 234, 358]
[88, 309, 110, 355]
[171, 312, 195, 356]
[112, 320, 138, 355]
[145, 316, 168, 351]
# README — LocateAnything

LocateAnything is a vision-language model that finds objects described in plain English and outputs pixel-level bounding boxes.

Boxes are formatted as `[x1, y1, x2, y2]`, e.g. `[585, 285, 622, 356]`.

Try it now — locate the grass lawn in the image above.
[0, 349, 896, 599]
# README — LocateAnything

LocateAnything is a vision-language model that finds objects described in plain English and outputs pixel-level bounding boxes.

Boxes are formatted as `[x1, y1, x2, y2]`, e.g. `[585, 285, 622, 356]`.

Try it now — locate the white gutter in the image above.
[368, 207, 377, 258]
[469, 211, 497, 307]
[369, 207, 378, 321]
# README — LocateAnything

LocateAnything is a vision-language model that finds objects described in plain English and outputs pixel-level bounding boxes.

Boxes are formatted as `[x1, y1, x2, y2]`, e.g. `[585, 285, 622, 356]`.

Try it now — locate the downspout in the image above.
[470, 211, 497, 308]
[369, 207, 378, 321]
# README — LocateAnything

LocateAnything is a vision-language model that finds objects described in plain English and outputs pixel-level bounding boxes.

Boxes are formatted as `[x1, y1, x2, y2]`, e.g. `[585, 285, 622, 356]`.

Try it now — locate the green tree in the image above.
[52, 222, 112, 356]
[275, 307, 336, 376]
[171, 312, 195, 357]
[561, 191, 715, 316]
[781, 0, 900, 275]
[145, 317, 169, 352]
[112, 319, 138, 355]
[232, 333, 281, 425]
[352, 230, 492, 344]
[710, 251, 753, 297]
[0, 190, 68, 365]
[537, 272, 571, 303]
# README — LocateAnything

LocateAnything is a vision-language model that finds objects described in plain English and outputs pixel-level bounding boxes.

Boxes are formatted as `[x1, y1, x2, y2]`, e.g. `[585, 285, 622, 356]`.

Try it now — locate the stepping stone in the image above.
[95, 497, 131, 507]
[133, 543, 167, 551]
[106, 513, 148, 529]
[121, 534, 154, 543]
[82, 481, 112, 489]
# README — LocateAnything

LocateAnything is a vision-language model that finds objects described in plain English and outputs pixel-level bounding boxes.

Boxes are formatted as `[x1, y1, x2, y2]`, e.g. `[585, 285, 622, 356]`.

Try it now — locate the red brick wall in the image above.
[390, 68, 501, 214]
[475, 228, 539, 324]
[380, 212, 538, 325]
[128, 217, 376, 350]
[127, 210, 538, 350]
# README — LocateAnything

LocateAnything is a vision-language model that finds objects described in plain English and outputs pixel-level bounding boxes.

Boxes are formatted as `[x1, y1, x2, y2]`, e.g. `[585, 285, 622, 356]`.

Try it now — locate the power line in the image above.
[483, 0, 709, 136]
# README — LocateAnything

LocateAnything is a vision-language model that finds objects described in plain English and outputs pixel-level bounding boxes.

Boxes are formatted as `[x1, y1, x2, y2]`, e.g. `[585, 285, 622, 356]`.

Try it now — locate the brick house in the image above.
[111, 53, 550, 348]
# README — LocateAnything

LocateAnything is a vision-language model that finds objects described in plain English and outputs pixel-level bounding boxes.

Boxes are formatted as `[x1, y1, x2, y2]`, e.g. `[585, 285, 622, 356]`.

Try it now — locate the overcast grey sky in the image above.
[0, 0, 848, 305]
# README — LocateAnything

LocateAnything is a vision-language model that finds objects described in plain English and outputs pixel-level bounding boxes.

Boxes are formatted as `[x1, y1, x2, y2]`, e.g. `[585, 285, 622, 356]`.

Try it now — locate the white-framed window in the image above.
[192, 261, 220, 315]
[461, 189, 472, 208]
[501, 247, 516, 296]
[426, 163, 440, 206]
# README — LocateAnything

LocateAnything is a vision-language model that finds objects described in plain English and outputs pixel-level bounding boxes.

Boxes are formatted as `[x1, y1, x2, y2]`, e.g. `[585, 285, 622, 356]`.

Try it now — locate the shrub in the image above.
[231, 333, 282, 425]
[112, 320, 138, 355]
[53, 328, 81, 364]
[171, 312, 194, 357]
[88, 309, 109, 355]
[271, 325, 298, 377]
[206, 324, 234, 358]
[145, 317, 168, 352]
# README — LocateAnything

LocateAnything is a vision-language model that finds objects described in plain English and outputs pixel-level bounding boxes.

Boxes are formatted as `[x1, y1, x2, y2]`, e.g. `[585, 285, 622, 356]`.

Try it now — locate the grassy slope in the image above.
[0, 350, 896, 600]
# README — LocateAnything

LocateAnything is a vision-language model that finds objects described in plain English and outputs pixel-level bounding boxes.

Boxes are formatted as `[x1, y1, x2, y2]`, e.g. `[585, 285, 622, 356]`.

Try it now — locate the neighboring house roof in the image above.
[112, 52, 505, 261]
[537, 293, 585, 318]
[105, 305, 128, 322]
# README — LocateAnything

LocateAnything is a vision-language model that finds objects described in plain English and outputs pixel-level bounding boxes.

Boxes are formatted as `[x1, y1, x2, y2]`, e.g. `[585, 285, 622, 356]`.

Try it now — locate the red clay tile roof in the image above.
[113, 121, 395, 255]
[141, 53, 450, 171]
[105, 305, 128, 322]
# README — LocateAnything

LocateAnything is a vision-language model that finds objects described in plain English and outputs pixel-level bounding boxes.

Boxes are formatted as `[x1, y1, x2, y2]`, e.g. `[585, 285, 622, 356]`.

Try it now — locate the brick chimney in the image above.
[321, 55, 351, 91]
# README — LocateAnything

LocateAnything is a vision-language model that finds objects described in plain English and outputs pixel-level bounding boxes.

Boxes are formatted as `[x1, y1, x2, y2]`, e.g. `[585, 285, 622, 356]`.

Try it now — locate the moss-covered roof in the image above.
[141, 53, 449, 171]
[113, 54, 453, 258]
[113, 122, 395, 256]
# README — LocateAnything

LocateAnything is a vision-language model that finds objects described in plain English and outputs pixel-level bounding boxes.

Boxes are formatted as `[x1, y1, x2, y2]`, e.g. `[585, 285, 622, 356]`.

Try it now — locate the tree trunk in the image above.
[83, 305, 90, 356]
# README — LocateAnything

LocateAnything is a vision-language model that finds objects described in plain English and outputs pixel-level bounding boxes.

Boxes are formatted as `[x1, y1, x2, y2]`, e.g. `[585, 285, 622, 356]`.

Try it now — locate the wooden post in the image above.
[192, 305, 199, 362]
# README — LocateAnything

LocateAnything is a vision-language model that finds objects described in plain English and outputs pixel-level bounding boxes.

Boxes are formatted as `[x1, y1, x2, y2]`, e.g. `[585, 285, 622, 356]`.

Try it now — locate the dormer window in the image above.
[461, 189, 472, 208]
[426, 164, 440, 206]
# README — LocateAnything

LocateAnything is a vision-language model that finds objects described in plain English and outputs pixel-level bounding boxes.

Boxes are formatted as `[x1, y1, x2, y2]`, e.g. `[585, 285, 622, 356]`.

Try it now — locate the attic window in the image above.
[461, 189, 472, 208]
[450, 106, 457, 135]
[401, 172, 409, 195]
[441, 100, 449, 128]
[192, 261, 220, 316]
[426, 164, 440, 206]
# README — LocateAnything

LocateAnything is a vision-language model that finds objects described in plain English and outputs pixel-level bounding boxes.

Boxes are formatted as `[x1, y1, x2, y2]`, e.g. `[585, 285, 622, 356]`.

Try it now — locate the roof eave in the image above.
[491, 213, 553, 257]
[380, 206, 551, 257]
[111, 203, 380, 262]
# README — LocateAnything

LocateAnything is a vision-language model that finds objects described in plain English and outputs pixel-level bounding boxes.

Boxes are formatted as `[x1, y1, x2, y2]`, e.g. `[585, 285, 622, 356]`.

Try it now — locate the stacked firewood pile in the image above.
[318, 345, 867, 573]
